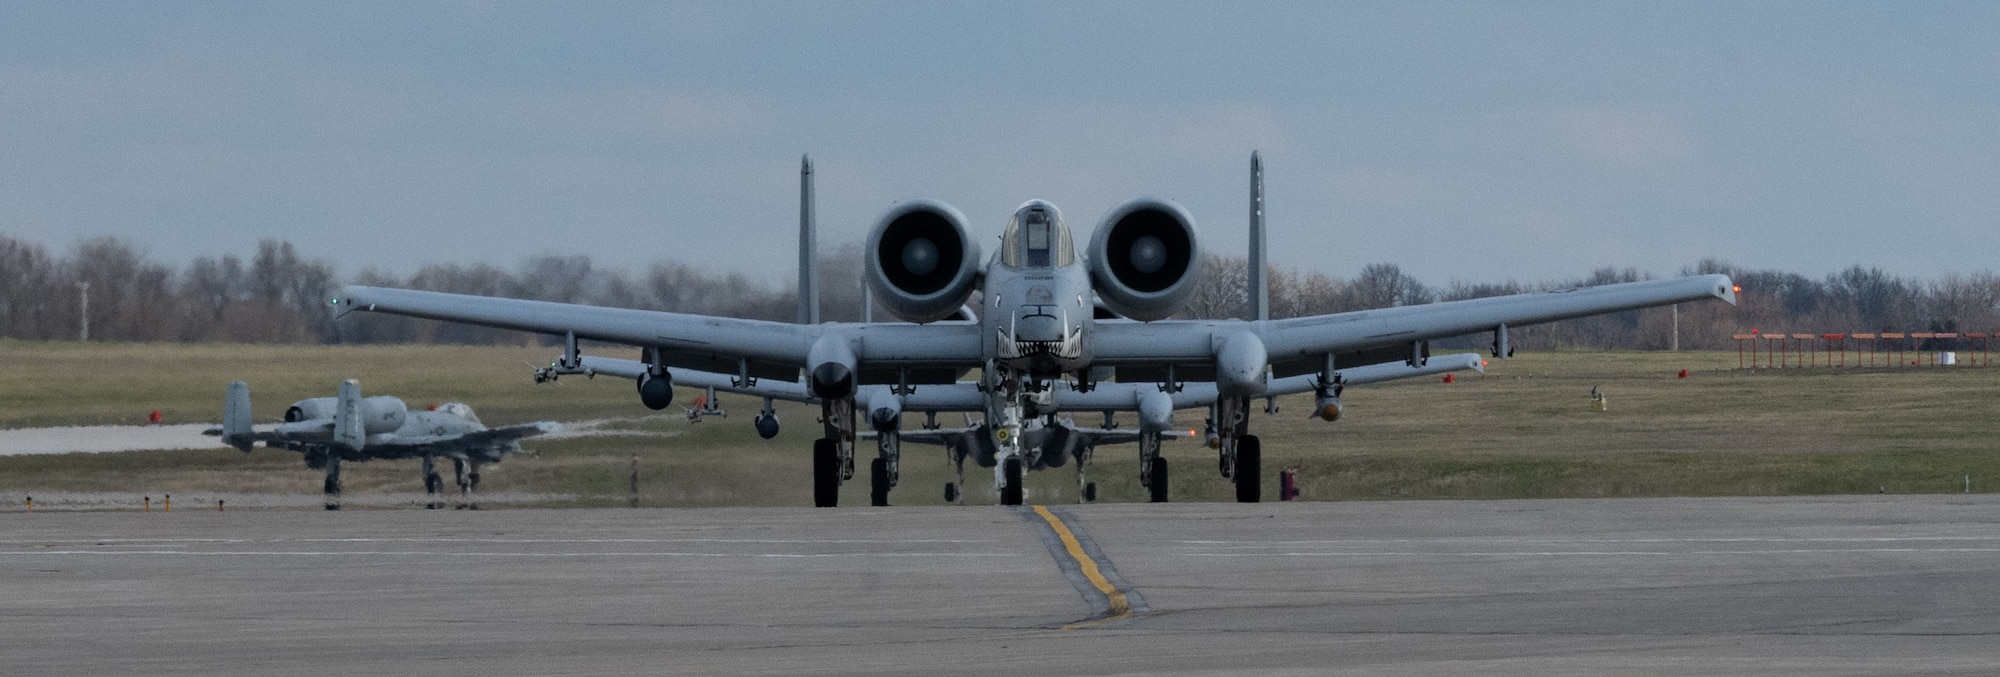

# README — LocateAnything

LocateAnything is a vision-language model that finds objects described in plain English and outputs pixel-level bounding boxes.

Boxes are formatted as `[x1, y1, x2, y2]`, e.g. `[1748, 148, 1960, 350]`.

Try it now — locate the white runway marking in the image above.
[1186, 548, 2000, 557]
[0, 535, 1016, 559]
[1180, 536, 2000, 545]
[1178, 535, 2000, 557]
[0, 537, 997, 545]
[0, 550, 1022, 558]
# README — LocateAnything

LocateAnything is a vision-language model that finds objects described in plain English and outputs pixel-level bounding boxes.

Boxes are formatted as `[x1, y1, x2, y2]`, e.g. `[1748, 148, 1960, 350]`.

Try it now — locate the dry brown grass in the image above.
[4, 341, 1999, 506]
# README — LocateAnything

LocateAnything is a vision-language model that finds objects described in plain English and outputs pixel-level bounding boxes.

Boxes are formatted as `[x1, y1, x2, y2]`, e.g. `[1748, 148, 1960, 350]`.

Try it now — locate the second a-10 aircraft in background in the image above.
[335, 152, 1737, 507]
[207, 380, 558, 509]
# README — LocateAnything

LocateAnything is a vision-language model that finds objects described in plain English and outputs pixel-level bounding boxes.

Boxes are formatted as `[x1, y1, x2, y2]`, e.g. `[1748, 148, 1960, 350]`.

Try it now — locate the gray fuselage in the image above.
[982, 200, 1093, 378]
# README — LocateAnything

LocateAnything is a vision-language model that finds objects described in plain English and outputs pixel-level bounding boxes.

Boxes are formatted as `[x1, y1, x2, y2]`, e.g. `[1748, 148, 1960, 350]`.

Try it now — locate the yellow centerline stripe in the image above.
[1032, 505, 1129, 619]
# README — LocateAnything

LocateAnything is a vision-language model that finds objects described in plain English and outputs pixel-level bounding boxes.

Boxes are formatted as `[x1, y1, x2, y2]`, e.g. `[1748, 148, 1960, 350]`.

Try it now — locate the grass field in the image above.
[3, 340, 1998, 508]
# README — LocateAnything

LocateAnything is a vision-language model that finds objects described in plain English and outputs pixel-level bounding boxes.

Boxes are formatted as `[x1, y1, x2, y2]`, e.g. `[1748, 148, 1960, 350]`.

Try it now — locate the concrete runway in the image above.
[5, 496, 1999, 675]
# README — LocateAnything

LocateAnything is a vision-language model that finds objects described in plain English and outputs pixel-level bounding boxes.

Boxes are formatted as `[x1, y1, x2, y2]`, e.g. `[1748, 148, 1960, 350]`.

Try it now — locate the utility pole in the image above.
[1671, 303, 1679, 352]
[77, 281, 89, 342]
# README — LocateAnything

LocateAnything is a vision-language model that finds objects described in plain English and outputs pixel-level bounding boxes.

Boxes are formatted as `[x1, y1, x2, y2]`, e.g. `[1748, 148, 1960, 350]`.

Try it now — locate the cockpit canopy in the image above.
[434, 402, 480, 424]
[999, 200, 1076, 269]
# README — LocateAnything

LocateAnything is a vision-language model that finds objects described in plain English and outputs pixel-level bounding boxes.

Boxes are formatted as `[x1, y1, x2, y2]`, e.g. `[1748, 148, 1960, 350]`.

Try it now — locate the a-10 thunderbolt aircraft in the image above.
[206, 380, 559, 509]
[334, 153, 1737, 507]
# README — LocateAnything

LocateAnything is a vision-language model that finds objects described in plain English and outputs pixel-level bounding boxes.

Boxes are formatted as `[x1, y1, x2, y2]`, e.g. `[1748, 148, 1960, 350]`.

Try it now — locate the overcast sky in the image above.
[3, 2, 1997, 287]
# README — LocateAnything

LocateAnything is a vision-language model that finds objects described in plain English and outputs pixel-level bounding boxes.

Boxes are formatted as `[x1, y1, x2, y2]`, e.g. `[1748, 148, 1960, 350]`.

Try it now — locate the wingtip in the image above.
[1713, 274, 1740, 306]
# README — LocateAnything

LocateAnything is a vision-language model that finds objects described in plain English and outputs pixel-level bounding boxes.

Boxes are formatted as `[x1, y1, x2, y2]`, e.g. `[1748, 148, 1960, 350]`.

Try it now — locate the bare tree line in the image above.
[5, 233, 1998, 352]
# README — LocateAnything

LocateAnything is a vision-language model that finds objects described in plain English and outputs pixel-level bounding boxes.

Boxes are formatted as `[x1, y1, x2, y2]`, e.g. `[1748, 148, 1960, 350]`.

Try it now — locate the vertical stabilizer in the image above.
[1248, 151, 1268, 322]
[333, 379, 366, 451]
[223, 381, 254, 452]
[798, 154, 820, 325]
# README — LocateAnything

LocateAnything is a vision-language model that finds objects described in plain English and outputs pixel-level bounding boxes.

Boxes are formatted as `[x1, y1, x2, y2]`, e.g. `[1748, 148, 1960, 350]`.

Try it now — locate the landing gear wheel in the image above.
[869, 458, 891, 507]
[944, 482, 960, 504]
[813, 438, 840, 508]
[1234, 435, 1262, 503]
[1083, 482, 1098, 502]
[1000, 457, 1024, 506]
[424, 472, 443, 509]
[323, 473, 342, 511]
[1148, 457, 1170, 503]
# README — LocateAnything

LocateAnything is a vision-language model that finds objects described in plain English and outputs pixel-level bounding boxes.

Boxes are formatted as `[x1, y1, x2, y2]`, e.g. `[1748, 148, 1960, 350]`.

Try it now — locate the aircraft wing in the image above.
[207, 421, 557, 462]
[892, 426, 987, 449]
[366, 422, 562, 461]
[205, 423, 334, 451]
[341, 275, 1723, 387]
[1092, 274, 1735, 379]
[575, 356, 815, 402]
[570, 351, 1482, 413]
[335, 286, 983, 383]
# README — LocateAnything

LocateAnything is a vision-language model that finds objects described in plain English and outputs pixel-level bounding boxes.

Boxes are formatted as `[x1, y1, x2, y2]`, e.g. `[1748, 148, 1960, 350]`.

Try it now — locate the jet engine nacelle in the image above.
[285, 395, 407, 434]
[866, 199, 982, 324]
[1087, 197, 1201, 322]
[286, 397, 337, 423]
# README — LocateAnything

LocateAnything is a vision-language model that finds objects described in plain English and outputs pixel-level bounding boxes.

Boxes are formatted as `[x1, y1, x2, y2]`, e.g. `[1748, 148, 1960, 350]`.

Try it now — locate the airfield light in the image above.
[329, 297, 339, 306]
[1733, 285, 1742, 294]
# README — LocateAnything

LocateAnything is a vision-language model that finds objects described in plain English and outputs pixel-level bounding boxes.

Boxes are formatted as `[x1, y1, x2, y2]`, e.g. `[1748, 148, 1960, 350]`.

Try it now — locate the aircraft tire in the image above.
[1083, 482, 1098, 502]
[1234, 435, 1262, 503]
[1148, 458, 1170, 503]
[812, 438, 840, 508]
[944, 482, 959, 503]
[424, 473, 442, 494]
[1000, 458, 1024, 506]
[869, 458, 891, 507]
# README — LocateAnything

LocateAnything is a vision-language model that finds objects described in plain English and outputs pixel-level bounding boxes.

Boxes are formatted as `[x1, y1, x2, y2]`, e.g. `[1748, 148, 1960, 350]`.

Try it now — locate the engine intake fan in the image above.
[1088, 197, 1201, 321]
[866, 199, 982, 323]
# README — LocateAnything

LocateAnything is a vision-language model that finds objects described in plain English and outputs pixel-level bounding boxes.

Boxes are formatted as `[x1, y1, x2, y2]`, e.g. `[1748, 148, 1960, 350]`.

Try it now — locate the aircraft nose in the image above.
[1013, 313, 1063, 343]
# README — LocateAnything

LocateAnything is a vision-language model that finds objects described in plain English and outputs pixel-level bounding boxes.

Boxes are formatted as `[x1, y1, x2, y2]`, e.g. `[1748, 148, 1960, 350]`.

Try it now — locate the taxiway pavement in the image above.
[4, 496, 1998, 675]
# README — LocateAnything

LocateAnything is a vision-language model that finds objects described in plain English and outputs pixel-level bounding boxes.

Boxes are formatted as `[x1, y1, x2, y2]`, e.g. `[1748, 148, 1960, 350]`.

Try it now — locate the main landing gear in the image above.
[943, 440, 967, 506]
[1233, 435, 1262, 503]
[870, 428, 901, 507]
[1138, 431, 1169, 503]
[454, 458, 482, 510]
[422, 454, 444, 509]
[811, 396, 856, 508]
[1075, 445, 1098, 504]
[321, 447, 342, 511]
[1210, 397, 1264, 503]
[813, 439, 840, 508]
